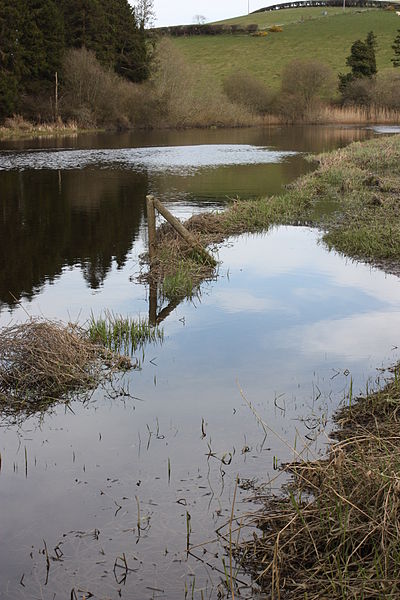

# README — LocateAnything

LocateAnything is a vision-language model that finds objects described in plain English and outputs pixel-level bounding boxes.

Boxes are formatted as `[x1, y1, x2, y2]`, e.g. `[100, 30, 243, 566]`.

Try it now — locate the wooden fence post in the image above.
[146, 195, 157, 263]
[152, 197, 216, 266]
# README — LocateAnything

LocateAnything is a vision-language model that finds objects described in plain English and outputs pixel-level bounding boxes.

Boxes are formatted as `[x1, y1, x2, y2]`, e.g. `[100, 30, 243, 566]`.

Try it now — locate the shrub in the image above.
[279, 59, 334, 120]
[269, 25, 283, 32]
[149, 40, 255, 128]
[223, 71, 273, 114]
[341, 76, 375, 107]
[62, 48, 152, 128]
[246, 24, 259, 33]
[61, 41, 259, 129]
[374, 71, 400, 110]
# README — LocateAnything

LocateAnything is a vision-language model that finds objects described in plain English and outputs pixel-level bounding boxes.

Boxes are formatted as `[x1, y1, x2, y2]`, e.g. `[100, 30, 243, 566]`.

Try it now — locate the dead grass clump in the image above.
[237, 372, 400, 599]
[0, 319, 130, 412]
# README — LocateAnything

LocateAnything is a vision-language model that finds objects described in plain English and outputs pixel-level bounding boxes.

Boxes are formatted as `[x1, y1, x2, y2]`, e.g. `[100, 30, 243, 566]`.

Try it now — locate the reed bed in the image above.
[236, 369, 400, 599]
[318, 104, 400, 125]
[88, 311, 163, 354]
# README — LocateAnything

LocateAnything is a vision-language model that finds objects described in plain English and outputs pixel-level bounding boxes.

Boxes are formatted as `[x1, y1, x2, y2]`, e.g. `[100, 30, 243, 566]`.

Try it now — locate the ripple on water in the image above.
[0, 144, 298, 172]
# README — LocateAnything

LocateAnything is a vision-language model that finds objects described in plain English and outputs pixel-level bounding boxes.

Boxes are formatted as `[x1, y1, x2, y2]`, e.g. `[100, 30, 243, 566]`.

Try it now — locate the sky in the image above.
[152, 1, 276, 27]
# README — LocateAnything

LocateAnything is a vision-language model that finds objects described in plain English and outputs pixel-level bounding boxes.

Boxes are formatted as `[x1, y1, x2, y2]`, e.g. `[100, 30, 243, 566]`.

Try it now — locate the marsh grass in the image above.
[236, 367, 400, 599]
[88, 311, 163, 354]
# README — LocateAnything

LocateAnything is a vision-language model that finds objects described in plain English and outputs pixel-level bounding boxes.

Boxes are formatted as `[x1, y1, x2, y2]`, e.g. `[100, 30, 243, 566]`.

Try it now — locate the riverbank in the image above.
[0, 116, 91, 141]
[146, 134, 400, 299]
[236, 370, 400, 599]
[1, 109, 400, 143]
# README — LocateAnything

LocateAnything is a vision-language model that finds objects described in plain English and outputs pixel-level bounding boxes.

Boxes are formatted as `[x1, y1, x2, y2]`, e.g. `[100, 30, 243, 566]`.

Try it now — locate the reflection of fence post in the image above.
[149, 281, 157, 326]
[146, 195, 157, 263]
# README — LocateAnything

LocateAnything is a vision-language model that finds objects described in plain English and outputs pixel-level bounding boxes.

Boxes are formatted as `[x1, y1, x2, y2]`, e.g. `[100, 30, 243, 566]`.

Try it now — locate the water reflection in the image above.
[0, 169, 147, 308]
[0, 126, 375, 311]
[1, 228, 400, 600]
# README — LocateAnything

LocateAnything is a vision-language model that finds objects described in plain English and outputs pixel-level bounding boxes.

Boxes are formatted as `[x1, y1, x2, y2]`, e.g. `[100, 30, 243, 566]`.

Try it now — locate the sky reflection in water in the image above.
[1, 226, 400, 599]
[1, 127, 399, 599]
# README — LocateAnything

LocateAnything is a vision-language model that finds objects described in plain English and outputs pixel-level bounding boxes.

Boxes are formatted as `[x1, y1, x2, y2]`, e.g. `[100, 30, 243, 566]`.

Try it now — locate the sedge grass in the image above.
[87, 311, 163, 354]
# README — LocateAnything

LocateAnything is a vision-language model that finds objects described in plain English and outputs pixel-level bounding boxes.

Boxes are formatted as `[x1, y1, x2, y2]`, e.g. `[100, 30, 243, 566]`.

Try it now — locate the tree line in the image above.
[0, 0, 151, 120]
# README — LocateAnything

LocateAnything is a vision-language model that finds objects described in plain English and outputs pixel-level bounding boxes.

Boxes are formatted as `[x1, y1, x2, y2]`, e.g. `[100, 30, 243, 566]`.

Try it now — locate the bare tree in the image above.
[134, 0, 155, 29]
[193, 15, 206, 25]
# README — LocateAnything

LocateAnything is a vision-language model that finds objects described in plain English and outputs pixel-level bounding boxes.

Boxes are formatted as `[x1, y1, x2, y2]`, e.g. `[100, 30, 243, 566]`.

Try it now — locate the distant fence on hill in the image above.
[253, 0, 400, 12]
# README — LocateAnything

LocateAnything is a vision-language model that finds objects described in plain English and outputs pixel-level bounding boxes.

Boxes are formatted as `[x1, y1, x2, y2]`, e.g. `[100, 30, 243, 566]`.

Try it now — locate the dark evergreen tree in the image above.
[60, 0, 150, 81]
[0, 0, 151, 120]
[365, 30, 377, 76]
[60, 0, 108, 60]
[338, 32, 377, 95]
[108, 0, 150, 82]
[392, 29, 400, 68]
[0, 0, 25, 117]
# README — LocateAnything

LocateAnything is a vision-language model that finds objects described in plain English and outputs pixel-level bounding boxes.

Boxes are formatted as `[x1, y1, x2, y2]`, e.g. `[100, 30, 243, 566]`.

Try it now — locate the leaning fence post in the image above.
[152, 197, 216, 266]
[146, 195, 157, 263]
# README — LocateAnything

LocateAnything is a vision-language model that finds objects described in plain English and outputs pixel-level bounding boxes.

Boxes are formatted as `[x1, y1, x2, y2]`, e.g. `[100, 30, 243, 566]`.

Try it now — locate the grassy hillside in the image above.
[173, 9, 400, 89]
[216, 5, 364, 27]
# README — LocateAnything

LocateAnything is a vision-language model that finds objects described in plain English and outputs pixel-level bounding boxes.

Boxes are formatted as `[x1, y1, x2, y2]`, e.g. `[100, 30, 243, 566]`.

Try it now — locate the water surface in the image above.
[1, 125, 398, 600]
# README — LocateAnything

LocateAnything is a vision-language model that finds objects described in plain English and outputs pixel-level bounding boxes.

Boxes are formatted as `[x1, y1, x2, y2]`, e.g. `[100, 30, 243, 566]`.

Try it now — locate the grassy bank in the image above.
[236, 370, 400, 599]
[146, 134, 400, 300]
[0, 116, 87, 141]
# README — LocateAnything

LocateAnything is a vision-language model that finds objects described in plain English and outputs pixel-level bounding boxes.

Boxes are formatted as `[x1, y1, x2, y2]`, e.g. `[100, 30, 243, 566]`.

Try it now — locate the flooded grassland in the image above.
[0, 126, 400, 599]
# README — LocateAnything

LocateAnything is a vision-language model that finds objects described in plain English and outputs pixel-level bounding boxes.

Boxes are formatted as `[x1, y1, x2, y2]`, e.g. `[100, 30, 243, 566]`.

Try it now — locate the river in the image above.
[1, 125, 400, 599]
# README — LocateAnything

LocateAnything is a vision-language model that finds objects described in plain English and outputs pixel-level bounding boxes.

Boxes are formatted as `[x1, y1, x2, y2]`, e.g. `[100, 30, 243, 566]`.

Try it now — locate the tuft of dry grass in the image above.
[0, 319, 132, 418]
[236, 369, 400, 599]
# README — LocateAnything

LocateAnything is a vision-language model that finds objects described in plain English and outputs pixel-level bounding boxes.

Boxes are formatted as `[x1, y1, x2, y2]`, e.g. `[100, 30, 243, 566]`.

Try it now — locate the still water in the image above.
[1, 126, 400, 599]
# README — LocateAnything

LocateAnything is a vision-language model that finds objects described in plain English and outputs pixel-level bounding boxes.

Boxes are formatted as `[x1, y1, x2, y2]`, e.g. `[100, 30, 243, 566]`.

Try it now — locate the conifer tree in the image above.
[0, 0, 152, 120]
[392, 29, 400, 68]
[365, 30, 377, 76]
[338, 32, 377, 95]
[109, 0, 151, 81]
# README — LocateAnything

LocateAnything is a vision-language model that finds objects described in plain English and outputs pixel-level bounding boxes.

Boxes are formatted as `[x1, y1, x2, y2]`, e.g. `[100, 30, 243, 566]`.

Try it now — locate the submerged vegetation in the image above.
[144, 134, 400, 299]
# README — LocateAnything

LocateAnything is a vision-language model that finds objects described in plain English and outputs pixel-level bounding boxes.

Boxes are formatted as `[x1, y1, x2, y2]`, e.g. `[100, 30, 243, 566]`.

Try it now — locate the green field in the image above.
[173, 9, 400, 88]
[216, 5, 365, 27]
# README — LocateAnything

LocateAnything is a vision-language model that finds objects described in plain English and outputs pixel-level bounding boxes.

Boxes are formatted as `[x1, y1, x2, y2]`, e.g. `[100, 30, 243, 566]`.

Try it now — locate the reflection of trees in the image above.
[0, 169, 148, 307]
